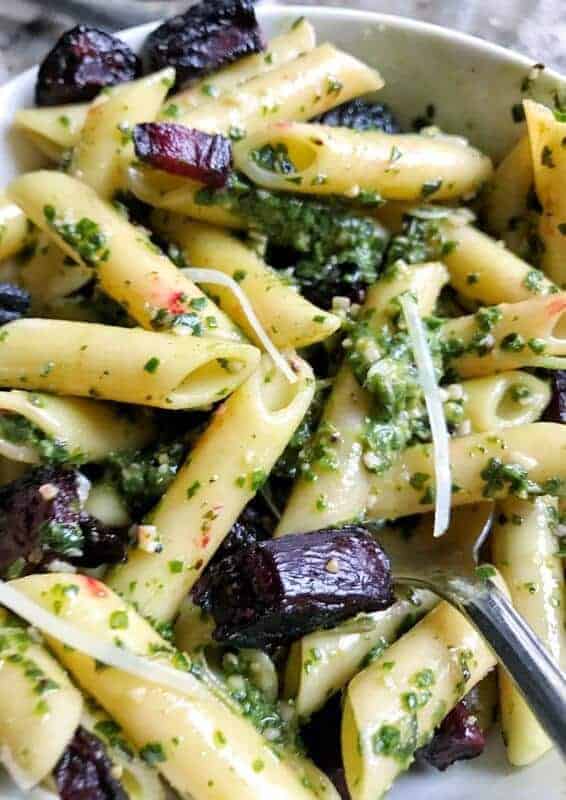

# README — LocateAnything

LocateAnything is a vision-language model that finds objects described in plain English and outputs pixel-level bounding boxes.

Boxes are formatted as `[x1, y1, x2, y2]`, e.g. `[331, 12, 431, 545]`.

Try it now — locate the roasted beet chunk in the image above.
[133, 123, 232, 187]
[54, 726, 128, 800]
[144, 0, 265, 91]
[36, 25, 141, 106]
[416, 698, 486, 771]
[0, 467, 126, 577]
[197, 525, 394, 647]
[313, 99, 401, 134]
[542, 370, 566, 424]
[0, 282, 31, 326]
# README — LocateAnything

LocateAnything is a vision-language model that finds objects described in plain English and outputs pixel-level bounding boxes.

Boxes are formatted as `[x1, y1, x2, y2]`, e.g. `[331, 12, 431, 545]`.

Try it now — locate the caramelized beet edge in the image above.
[196, 525, 394, 648]
[133, 123, 232, 187]
[54, 726, 128, 800]
[416, 697, 486, 771]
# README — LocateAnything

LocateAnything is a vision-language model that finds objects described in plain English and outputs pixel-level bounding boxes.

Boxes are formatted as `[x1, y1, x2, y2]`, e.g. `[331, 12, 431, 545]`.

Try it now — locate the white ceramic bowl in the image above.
[0, 5, 565, 799]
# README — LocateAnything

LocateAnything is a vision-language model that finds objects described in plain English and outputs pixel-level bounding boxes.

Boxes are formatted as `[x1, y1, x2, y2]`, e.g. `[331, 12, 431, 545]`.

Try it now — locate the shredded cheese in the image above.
[181, 267, 297, 383]
[400, 294, 452, 537]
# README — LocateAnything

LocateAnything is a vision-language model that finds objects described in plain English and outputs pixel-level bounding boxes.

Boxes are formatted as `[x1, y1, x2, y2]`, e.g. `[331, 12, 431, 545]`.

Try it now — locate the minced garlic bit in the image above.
[47, 559, 77, 574]
[363, 451, 381, 471]
[134, 524, 163, 554]
[38, 482, 59, 501]
[325, 558, 340, 574]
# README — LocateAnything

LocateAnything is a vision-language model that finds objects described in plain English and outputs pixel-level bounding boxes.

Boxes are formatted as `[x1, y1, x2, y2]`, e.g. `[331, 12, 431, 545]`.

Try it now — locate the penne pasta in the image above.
[176, 44, 383, 136]
[0, 389, 154, 464]
[108, 355, 314, 621]
[14, 573, 338, 800]
[235, 122, 493, 201]
[0, 195, 31, 263]
[71, 69, 174, 198]
[13, 103, 88, 161]
[152, 215, 341, 348]
[167, 18, 317, 117]
[365, 422, 566, 521]
[440, 293, 566, 378]
[276, 262, 449, 536]
[19, 234, 92, 309]
[342, 599, 497, 800]
[8, 171, 242, 339]
[0, 618, 82, 790]
[0, 318, 260, 410]
[284, 589, 437, 718]
[460, 371, 551, 432]
[493, 495, 565, 766]
[524, 99, 566, 287]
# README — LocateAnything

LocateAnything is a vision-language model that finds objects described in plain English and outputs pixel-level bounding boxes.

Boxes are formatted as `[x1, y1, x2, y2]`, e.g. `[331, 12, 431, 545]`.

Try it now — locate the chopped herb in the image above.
[541, 145, 556, 168]
[187, 480, 201, 499]
[144, 357, 160, 374]
[109, 610, 129, 630]
[140, 742, 166, 765]
[421, 178, 443, 198]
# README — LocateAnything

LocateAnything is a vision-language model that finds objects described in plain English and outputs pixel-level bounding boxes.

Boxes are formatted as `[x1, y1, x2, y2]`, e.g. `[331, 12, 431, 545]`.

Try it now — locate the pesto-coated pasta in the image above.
[8, 171, 242, 339]
[13, 103, 88, 161]
[0, 318, 260, 409]
[460, 371, 551, 432]
[19, 234, 92, 309]
[493, 495, 565, 766]
[235, 123, 493, 201]
[0, 389, 154, 464]
[108, 355, 314, 620]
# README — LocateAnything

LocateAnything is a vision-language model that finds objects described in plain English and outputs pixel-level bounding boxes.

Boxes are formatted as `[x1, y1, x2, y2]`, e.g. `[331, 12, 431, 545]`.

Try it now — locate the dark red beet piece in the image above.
[144, 0, 265, 91]
[54, 726, 128, 800]
[542, 370, 566, 424]
[0, 467, 126, 577]
[133, 123, 232, 187]
[196, 525, 394, 648]
[416, 698, 486, 771]
[35, 25, 141, 107]
[0, 282, 30, 326]
[313, 99, 401, 134]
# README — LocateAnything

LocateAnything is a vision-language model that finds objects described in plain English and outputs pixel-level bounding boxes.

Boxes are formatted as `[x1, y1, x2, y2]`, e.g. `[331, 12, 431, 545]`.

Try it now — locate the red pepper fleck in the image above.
[167, 291, 187, 315]
[202, 534, 211, 548]
[82, 575, 107, 597]
[547, 296, 566, 316]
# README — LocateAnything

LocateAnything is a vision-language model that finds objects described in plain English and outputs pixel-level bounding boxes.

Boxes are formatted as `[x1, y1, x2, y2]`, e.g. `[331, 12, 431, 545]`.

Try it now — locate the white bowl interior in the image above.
[0, 4, 565, 798]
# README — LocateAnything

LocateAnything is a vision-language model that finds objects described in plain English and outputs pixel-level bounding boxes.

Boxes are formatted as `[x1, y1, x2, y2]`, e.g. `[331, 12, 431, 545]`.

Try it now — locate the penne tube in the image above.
[235, 122, 493, 201]
[460, 371, 551, 433]
[14, 573, 338, 800]
[0, 318, 260, 410]
[483, 135, 535, 256]
[152, 215, 341, 348]
[71, 69, 174, 198]
[284, 589, 437, 718]
[0, 619, 83, 790]
[276, 262, 449, 536]
[176, 44, 383, 136]
[19, 234, 92, 309]
[167, 19, 317, 117]
[524, 100, 566, 287]
[84, 481, 132, 528]
[342, 600, 496, 800]
[108, 355, 315, 621]
[365, 422, 566, 521]
[493, 495, 565, 766]
[8, 171, 242, 339]
[13, 103, 88, 161]
[440, 293, 566, 378]
[440, 220, 556, 304]
[0, 195, 31, 262]
[81, 703, 166, 800]
[174, 596, 216, 655]
[0, 389, 154, 464]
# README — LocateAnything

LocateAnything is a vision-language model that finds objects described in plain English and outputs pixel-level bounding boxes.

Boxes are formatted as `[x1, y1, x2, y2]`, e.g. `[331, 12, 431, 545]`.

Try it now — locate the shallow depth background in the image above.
[0, 0, 565, 82]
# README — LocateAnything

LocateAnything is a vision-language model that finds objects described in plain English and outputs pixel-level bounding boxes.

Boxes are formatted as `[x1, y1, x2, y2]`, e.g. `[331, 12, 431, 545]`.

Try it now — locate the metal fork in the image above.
[376, 503, 566, 759]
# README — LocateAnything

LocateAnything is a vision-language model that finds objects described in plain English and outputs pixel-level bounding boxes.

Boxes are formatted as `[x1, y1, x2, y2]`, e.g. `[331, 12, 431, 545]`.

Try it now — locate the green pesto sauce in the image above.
[480, 457, 565, 500]
[0, 413, 84, 465]
[384, 209, 457, 273]
[195, 174, 389, 296]
[43, 205, 110, 267]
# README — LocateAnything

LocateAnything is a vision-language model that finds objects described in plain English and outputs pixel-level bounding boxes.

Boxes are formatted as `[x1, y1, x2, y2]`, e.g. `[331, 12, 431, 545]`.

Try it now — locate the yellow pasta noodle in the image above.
[8, 171, 242, 339]
[342, 599, 497, 800]
[524, 99, 566, 287]
[365, 422, 566, 521]
[108, 355, 314, 621]
[235, 123, 493, 201]
[276, 262, 449, 536]
[440, 293, 566, 378]
[0, 618, 82, 789]
[493, 495, 565, 766]
[14, 103, 88, 161]
[0, 195, 31, 263]
[0, 390, 154, 464]
[176, 44, 383, 135]
[0, 318, 260, 410]
[14, 573, 338, 800]
[460, 371, 550, 432]
[19, 235, 94, 310]
[71, 68, 174, 198]
[152, 215, 341, 348]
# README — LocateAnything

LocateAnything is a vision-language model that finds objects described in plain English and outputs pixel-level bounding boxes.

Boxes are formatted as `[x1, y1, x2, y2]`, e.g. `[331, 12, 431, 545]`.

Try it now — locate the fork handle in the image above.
[443, 577, 566, 760]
